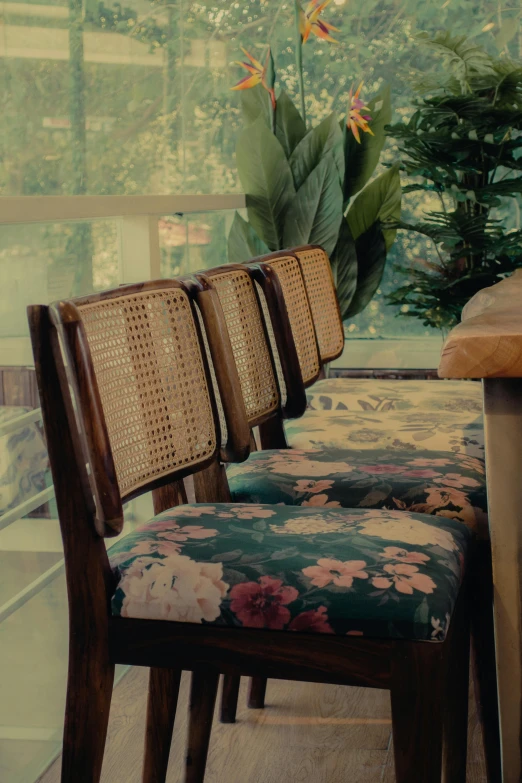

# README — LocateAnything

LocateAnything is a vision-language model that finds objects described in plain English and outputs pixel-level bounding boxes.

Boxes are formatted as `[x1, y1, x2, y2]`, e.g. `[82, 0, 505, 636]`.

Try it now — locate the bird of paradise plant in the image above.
[228, 3, 402, 319]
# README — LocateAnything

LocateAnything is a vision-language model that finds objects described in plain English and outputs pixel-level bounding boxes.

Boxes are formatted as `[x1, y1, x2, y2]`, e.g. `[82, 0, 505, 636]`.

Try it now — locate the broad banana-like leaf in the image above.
[330, 218, 358, 320]
[342, 85, 392, 205]
[240, 84, 272, 127]
[227, 212, 270, 263]
[283, 153, 343, 258]
[236, 115, 296, 250]
[289, 113, 344, 191]
[240, 86, 306, 159]
[274, 90, 307, 158]
[344, 222, 387, 318]
[346, 164, 401, 252]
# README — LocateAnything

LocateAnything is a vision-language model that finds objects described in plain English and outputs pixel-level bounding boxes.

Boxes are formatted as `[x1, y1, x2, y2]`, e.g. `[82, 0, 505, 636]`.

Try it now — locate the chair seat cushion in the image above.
[227, 448, 487, 536]
[307, 378, 483, 414]
[285, 409, 484, 459]
[109, 504, 470, 641]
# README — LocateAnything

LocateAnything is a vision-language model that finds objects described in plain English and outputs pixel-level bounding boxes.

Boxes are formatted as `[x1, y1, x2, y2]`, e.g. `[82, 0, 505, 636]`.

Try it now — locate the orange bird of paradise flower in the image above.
[347, 82, 374, 143]
[299, 0, 340, 44]
[231, 47, 276, 109]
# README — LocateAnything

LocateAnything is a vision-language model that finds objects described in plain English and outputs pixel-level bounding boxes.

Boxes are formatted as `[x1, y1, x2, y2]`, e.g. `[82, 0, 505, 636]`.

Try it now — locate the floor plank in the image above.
[38, 668, 486, 783]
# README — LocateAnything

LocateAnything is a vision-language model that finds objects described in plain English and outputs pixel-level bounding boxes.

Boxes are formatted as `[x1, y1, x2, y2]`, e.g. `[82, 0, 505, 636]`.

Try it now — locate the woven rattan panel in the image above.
[269, 256, 320, 385]
[254, 281, 287, 409]
[78, 289, 217, 497]
[210, 269, 279, 424]
[295, 247, 344, 362]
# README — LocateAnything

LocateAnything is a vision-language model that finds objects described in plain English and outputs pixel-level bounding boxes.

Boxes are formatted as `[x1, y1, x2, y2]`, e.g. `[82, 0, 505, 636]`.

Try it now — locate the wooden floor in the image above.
[39, 667, 487, 783]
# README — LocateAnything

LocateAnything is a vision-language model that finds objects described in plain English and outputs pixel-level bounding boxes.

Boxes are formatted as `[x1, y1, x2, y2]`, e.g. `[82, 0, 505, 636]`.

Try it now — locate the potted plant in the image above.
[386, 31, 522, 330]
[227, 0, 402, 320]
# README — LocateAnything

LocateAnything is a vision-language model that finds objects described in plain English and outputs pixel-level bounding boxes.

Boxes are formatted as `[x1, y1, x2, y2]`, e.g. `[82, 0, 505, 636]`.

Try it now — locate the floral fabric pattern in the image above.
[109, 503, 471, 641]
[285, 409, 484, 458]
[0, 406, 49, 516]
[306, 378, 483, 414]
[227, 448, 487, 536]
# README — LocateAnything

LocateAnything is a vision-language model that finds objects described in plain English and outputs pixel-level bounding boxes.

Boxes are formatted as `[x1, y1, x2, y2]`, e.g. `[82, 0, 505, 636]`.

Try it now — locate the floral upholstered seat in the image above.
[227, 448, 487, 536]
[108, 504, 471, 642]
[285, 409, 484, 459]
[306, 379, 483, 414]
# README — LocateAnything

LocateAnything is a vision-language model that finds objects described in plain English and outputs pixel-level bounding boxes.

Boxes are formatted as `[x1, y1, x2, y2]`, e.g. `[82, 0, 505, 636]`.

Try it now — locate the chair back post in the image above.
[248, 253, 322, 391]
[246, 260, 308, 419]
[27, 304, 114, 647]
[182, 274, 251, 464]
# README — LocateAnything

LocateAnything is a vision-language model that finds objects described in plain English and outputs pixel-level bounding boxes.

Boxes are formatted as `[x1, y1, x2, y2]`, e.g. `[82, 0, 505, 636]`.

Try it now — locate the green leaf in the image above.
[236, 115, 296, 250]
[289, 113, 344, 191]
[346, 164, 401, 252]
[330, 218, 358, 320]
[227, 212, 270, 263]
[416, 31, 495, 92]
[283, 153, 343, 257]
[240, 84, 272, 127]
[343, 84, 392, 204]
[344, 222, 387, 318]
[274, 90, 307, 158]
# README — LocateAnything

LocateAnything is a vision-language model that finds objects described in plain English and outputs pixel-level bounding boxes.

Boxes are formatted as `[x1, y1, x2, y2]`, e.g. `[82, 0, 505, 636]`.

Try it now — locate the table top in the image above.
[438, 269, 522, 379]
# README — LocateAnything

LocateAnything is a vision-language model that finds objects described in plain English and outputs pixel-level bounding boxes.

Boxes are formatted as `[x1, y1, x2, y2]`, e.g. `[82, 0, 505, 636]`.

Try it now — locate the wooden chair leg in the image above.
[143, 667, 182, 783]
[442, 598, 470, 782]
[220, 675, 241, 723]
[391, 642, 444, 783]
[247, 676, 267, 709]
[185, 669, 219, 783]
[470, 540, 502, 782]
[61, 654, 115, 783]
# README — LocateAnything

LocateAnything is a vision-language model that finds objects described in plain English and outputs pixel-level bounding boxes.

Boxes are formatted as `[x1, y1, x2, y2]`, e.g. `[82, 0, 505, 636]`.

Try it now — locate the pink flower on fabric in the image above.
[144, 509, 216, 531]
[436, 473, 481, 489]
[229, 576, 298, 629]
[159, 525, 218, 542]
[357, 464, 403, 474]
[424, 486, 471, 508]
[303, 558, 368, 588]
[289, 606, 334, 633]
[294, 479, 334, 494]
[379, 546, 430, 565]
[302, 494, 341, 508]
[372, 564, 436, 595]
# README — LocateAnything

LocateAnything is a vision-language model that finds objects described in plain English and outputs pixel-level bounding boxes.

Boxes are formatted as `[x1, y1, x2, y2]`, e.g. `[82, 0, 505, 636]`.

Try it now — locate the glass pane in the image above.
[160, 209, 237, 277]
[0, 220, 120, 338]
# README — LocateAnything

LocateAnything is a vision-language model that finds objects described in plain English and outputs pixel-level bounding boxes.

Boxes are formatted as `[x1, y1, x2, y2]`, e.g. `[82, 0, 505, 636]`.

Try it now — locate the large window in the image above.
[0, 4, 520, 780]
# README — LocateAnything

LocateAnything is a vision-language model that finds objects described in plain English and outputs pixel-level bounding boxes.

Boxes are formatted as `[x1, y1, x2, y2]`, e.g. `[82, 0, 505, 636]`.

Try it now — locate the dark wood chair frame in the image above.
[29, 277, 471, 783]
[191, 252, 500, 780]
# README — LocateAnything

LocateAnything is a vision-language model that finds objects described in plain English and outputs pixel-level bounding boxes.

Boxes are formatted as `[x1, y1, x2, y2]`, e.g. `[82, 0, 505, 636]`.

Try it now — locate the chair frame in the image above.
[192, 252, 500, 779]
[29, 276, 470, 783]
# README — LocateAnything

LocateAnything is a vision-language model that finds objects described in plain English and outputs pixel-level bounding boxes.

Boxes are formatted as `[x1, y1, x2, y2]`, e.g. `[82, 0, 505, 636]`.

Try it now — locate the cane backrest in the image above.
[293, 245, 344, 363]
[255, 254, 321, 388]
[47, 281, 223, 534]
[202, 266, 280, 427]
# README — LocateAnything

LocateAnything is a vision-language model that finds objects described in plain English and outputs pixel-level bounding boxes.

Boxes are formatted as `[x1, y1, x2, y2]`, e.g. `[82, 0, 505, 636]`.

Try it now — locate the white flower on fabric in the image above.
[358, 516, 458, 551]
[119, 554, 228, 623]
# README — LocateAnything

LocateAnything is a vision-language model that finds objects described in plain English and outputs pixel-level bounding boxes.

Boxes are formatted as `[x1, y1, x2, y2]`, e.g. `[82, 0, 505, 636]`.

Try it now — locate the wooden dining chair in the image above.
[29, 277, 473, 783]
[244, 250, 501, 782]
